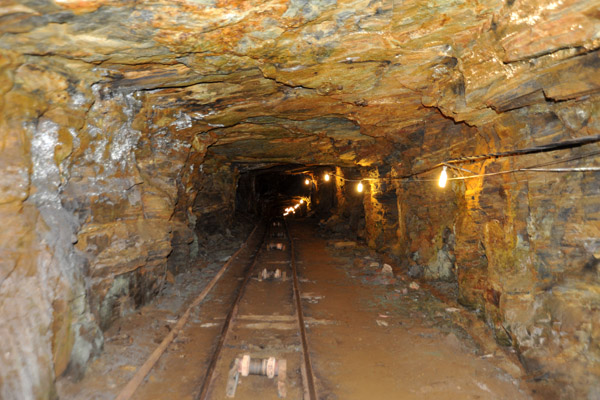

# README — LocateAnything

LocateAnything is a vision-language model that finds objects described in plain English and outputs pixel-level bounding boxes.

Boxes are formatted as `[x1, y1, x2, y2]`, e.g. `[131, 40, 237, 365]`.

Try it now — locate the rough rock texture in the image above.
[0, 0, 599, 398]
[0, 46, 237, 398]
[386, 104, 600, 398]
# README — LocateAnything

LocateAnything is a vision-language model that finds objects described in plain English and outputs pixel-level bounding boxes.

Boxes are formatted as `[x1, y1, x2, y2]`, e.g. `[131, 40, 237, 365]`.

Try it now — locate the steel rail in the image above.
[114, 224, 260, 400]
[284, 219, 318, 400]
[195, 222, 268, 400]
[195, 218, 317, 399]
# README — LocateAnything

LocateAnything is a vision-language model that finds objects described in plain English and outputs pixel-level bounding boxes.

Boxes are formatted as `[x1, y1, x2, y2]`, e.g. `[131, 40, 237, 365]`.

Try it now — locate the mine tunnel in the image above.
[1, 1, 600, 399]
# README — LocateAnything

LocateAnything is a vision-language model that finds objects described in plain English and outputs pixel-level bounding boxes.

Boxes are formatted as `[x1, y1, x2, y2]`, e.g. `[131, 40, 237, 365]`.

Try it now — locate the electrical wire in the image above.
[447, 166, 600, 182]
[328, 174, 378, 182]
[446, 135, 600, 164]
[401, 134, 600, 179]
[408, 154, 600, 183]
[437, 149, 600, 182]
[325, 149, 600, 184]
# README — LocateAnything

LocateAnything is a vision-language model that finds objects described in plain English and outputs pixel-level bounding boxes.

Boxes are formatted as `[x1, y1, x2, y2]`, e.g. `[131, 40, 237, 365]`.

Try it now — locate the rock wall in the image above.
[0, 51, 103, 399]
[362, 166, 400, 255]
[356, 98, 600, 398]
[454, 104, 600, 399]
[330, 167, 366, 239]
[71, 87, 182, 332]
[310, 169, 336, 216]
[330, 2, 600, 396]
[0, 50, 241, 398]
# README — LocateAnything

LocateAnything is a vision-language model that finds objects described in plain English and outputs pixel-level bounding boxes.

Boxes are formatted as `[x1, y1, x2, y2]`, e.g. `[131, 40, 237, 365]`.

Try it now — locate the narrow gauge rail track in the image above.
[99, 216, 533, 400]
[194, 217, 318, 400]
[115, 218, 317, 400]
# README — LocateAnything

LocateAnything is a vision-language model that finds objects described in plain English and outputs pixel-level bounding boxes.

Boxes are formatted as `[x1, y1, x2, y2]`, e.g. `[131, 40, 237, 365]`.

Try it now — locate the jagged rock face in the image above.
[0, 0, 599, 398]
[385, 103, 600, 398]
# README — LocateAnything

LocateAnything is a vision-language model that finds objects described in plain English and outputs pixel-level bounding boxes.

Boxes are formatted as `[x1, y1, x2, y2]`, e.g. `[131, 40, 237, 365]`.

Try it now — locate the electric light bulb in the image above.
[294, 204, 300, 209]
[299, 199, 304, 204]
[438, 166, 448, 188]
[324, 173, 330, 182]
[305, 178, 310, 185]
[357, 182, 364, 193]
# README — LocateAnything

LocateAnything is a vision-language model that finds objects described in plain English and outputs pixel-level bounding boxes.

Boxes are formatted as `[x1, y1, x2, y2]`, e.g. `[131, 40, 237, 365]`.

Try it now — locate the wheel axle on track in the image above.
[268, 242, 286, 251]
[226, 355, 287, 398]
[257, 268, 287, 281]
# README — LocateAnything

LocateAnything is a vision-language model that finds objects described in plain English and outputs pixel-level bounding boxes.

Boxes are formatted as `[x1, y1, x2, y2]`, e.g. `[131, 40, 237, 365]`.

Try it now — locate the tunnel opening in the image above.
[234, 164, 339, 220]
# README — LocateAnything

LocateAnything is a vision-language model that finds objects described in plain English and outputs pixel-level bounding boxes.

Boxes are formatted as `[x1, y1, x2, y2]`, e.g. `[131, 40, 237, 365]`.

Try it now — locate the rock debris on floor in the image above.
[56, 231, 250, 400]
[58, 219, 532, 399]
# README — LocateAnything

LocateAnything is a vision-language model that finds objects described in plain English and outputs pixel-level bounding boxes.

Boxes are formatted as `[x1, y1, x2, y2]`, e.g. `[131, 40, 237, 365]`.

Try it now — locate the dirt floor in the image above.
[56, 226, 259, 400]
[57, 218, 532, 399]
[293, 220, 530, 399]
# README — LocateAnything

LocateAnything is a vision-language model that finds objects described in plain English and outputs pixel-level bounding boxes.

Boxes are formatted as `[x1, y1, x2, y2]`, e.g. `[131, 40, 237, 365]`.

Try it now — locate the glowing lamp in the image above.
[299, 199, 304, 204]
[357, 182, 364, 193]
[324, 173, 330, 182]
[304, 178, 310, 185]
[294, 204, 300, 209]
[438, 166, 448, 188]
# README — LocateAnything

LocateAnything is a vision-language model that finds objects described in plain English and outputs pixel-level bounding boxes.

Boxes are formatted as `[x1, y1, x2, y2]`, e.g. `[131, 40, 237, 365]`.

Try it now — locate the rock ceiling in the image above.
[1, 0, 599, 168]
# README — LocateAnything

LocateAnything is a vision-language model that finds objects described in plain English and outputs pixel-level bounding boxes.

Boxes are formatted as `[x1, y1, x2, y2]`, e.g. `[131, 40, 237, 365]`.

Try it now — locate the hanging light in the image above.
[324, 173, 330, 182]
[357, 182, 364, 193]
[438, 166, 448, 188]
[299, 199, 304, 204]
[304, 178, 310, 185]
